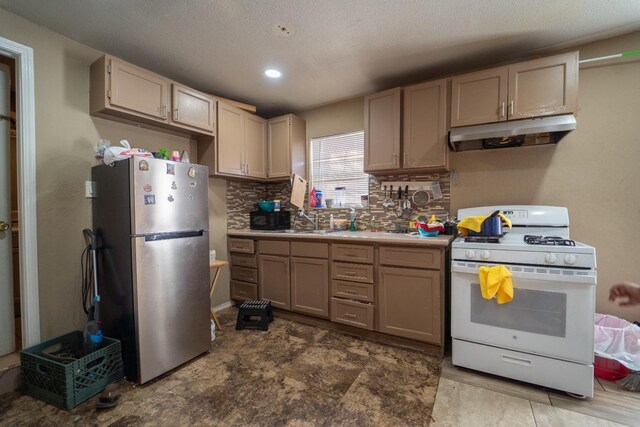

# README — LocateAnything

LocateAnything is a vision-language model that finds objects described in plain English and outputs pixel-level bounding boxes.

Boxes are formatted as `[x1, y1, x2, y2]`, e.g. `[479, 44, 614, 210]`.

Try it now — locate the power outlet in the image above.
[85, 181, 97, 198]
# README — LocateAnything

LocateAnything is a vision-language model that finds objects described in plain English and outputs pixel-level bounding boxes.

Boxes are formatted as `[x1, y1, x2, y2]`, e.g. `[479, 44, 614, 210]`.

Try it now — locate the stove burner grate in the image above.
[464, 235, 503, 243]
[524, 235, 575, 246]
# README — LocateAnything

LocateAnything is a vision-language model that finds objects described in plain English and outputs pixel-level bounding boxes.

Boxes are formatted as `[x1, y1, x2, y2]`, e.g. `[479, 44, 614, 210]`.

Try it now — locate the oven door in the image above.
[451, 261, 596, 364]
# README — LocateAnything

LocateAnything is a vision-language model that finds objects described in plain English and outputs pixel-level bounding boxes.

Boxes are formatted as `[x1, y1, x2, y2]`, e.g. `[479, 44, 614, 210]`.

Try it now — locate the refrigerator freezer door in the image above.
[131, 157, 209, 235]
[132, 233, 211, 384]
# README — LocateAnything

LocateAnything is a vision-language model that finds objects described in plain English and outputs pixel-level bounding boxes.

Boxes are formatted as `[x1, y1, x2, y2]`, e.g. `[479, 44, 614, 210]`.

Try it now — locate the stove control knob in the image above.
[564, 254, 577, 265]
[465, 250, 476, 259]
[481, 250, 491, 260]
[545, 253, 558, 263]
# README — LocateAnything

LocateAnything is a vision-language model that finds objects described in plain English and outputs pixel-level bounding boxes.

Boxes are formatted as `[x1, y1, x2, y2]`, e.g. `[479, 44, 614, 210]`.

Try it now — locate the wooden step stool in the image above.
[235, 300, 274, 331]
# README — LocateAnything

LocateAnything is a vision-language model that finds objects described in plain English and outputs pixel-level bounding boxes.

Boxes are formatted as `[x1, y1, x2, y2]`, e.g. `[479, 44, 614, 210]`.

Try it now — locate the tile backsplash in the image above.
[227, 173, 450, 231]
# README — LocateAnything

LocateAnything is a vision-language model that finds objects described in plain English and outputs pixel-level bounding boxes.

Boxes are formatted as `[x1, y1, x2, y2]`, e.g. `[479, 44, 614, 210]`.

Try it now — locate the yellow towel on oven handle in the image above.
[457, 214, 512, 236]
[478, 265, 514, 304]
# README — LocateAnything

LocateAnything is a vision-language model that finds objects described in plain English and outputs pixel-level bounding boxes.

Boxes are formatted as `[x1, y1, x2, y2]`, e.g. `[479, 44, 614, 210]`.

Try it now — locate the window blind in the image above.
[310, 131, 369, 206]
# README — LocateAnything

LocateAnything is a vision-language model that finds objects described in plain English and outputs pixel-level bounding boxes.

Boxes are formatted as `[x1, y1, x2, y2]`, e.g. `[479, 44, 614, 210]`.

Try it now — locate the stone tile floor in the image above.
[0, 307, 441, 426]
[2, 307, 640, 426]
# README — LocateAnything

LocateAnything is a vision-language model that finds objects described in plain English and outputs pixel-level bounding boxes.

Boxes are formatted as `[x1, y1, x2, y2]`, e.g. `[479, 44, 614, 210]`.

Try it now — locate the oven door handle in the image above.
[451, 261, 596, 285]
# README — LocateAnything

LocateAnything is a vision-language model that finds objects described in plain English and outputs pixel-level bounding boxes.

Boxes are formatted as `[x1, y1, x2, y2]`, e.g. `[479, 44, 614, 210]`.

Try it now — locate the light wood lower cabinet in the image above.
[290, 257, 329, 318]
[378, 266, 441, 343]
[258, 254, 290, 310]
[331, 298, 374, 330]
[231, 280, 257, 301]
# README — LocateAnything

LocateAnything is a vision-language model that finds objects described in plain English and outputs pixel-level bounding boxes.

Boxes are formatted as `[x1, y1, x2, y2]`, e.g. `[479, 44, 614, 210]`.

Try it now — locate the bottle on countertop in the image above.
[349, 208, 357, 231]
[310, 187, 317, 208]
[316, 188, 323, 208]
[370, 215, 378, 232]
[329, 214, 335, 231]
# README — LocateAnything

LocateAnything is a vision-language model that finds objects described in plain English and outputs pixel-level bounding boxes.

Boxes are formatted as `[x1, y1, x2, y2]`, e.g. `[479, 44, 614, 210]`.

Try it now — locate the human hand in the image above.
[609, 282, 640, 306]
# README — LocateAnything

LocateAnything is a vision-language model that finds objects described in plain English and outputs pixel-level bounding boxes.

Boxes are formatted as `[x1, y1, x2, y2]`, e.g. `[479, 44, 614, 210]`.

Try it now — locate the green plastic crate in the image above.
[20, 331, 123, 409]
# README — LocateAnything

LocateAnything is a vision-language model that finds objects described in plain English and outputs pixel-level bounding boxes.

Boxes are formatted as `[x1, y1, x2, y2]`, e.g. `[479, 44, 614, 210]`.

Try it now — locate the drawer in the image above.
[228, 238, 255, 254]
[230, 266, 258, 284]
[291, 241, 329, 259]
[230, 253, 257, 268]
[379, 246, 441, 269]
[258, 240, 290, 256]
[332, 243, 374, 264]
[231, 280, 257, 301]
[332, 262, 374, 284]
[331, 298, 374, 330]
[332, 280, 374, 303]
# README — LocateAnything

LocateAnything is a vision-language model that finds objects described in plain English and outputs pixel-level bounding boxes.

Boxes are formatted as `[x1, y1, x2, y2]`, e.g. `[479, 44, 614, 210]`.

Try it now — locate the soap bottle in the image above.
[370, 216, 378, 232]
[349, 208, 357, 231]
[316, 188, 323, 208]
[310, 187, 317, 208]
[329, 214, 335, 231]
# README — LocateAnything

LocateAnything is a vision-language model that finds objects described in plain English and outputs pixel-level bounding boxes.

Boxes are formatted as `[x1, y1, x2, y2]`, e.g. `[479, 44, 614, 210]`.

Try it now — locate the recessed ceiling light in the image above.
[265, 69, 282, 78]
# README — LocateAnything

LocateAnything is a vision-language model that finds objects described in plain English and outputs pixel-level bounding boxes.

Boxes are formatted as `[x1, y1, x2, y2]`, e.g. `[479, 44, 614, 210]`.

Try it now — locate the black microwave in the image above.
[250, 211, 291, 230]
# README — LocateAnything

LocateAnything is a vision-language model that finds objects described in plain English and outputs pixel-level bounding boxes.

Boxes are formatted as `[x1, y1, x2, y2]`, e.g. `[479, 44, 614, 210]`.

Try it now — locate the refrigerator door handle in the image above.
[131, 230, 205, 241]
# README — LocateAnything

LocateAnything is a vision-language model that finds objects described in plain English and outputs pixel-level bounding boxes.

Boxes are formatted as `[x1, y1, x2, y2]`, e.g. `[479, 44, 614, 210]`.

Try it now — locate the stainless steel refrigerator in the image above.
[92, 156, 210, 383]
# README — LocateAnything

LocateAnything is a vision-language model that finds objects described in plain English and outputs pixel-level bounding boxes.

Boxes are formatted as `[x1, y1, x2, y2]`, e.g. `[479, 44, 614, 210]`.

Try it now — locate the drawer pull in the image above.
[345, 252, 357, 257]
[344, 290, 358, 295]
[238, 290, 247, 295]
[501, 355, 532, 367]
[344, 313, 357, 319]
[343, 271, 357, 276]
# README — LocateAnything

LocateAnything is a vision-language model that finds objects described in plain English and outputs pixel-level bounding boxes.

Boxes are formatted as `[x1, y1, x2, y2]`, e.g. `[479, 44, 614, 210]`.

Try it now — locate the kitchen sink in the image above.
[280, 229, 337, 234]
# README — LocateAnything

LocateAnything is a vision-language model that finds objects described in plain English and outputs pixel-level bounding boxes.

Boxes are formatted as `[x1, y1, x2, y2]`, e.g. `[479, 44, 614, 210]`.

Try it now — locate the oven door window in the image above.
[470, 284, 567, 337]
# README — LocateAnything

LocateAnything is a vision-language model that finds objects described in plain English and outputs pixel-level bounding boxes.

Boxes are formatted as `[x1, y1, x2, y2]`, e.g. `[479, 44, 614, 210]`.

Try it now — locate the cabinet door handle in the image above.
[393, 153, 399, 166]
[509, 101, 514, 116]
[162, 105, 167, 118]
[499, 102, 505, 118]
[246, 163, 250, 175]
[174, 108, 179, 121]
[403, 152, 408, 166]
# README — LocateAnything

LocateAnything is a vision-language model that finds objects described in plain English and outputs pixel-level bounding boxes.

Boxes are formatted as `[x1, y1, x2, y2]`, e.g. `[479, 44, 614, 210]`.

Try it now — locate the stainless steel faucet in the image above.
[296, 208, 320, 230]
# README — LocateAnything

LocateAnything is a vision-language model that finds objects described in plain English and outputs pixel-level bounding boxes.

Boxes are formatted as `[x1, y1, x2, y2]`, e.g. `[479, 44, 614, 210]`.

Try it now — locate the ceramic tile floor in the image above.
[431, 358, 640, 427]
[0, 307, 441, 426]
[2, 307, 639, 426]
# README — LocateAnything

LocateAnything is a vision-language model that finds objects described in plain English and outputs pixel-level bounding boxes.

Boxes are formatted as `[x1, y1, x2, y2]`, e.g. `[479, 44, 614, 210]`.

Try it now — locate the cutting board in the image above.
[291, 174, 307, 208]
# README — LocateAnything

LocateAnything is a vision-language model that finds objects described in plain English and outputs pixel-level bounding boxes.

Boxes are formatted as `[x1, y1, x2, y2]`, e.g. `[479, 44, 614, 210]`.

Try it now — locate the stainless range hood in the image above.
[448, 115, 576, 152]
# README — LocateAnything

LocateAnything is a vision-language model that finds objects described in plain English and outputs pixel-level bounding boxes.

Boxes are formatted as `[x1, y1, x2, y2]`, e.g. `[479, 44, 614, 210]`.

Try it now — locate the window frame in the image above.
[307, 130, 369, 209]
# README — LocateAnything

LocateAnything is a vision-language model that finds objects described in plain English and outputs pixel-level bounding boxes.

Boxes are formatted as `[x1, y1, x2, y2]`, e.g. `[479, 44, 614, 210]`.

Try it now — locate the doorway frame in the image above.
[0, 36, 40, 347]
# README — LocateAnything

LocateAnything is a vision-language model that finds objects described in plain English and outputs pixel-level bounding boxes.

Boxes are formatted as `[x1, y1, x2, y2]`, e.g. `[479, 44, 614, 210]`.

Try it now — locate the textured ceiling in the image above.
[2, 0, 640, 117]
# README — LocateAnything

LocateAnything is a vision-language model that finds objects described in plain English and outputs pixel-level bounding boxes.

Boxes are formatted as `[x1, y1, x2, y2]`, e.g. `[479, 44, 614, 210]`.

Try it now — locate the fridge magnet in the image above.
[168, 195, 175, 202]
[189, 182, 197, 188]
[166, 164, 175, 175]
[139, 160, 149, 171]
[171, 181, 178, 190]
[188, 194, 193, 200]
[143, 184, 152, 193]
[188, 167, 196, 178]
[144, 195, 156, 205]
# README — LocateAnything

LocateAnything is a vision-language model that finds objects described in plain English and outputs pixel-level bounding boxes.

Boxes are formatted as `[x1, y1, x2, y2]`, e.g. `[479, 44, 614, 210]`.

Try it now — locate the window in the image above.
[309, 130, 369, 207]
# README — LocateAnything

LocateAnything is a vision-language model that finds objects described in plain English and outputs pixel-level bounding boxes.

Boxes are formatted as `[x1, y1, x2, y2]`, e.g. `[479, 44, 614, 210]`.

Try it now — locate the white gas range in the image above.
[451, 205, 597, 397]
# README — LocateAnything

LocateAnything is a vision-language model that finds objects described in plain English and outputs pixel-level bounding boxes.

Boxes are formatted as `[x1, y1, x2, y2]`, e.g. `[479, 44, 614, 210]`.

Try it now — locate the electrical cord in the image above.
[81, 243, 94, 316]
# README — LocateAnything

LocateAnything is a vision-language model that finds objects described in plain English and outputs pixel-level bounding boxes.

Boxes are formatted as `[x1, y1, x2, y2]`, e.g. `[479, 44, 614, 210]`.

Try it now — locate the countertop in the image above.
[227, 229, 454, 248]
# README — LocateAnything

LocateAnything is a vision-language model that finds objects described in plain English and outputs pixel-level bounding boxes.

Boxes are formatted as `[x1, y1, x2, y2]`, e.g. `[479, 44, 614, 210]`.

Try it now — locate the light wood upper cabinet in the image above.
[450, 51, 578, 127]
[364, 87, 401, 172]
[450, 67, 508, 127]
[170, 83, 216, 134]
[91, 55, 170, 123]
[403, 79, 449, 171]
[365, 83, 449, 173]
[244, 114, 268, 179]
[508, 52, 578, 120]
[217, 102, 245, 176]
[215, 102, 267, 179]
[267, 114, 306, 180]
